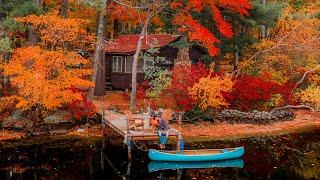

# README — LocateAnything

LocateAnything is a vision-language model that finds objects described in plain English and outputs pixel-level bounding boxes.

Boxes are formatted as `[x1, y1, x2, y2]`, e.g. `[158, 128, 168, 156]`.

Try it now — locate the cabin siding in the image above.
[111, 73, 144, 89]
[105, 44, 206, 90]
[189, 46, 206, 63]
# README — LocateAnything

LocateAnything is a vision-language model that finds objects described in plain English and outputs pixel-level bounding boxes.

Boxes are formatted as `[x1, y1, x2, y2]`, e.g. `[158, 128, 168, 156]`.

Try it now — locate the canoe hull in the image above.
[148, 147, 245, 161]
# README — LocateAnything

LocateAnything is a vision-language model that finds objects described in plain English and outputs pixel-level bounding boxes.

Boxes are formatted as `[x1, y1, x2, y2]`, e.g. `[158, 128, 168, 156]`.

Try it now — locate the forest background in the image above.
[0, 0, 319, 124]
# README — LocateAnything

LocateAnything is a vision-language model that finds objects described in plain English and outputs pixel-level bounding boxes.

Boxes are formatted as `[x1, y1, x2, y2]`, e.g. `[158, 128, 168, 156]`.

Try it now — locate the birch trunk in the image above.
[260, 0, 268, 38]
[129, 15, 152, 111]
[88, 0, 107, 101]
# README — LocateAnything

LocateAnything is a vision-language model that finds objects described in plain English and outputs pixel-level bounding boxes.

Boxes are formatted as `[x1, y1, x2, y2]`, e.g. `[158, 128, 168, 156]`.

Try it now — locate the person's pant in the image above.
[158, 130, 169, 145]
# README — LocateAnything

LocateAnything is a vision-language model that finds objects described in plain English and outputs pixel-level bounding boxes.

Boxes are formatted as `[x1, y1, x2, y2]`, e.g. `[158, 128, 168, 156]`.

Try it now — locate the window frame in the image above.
[112, 56, 123, 73]
[125, 56, 145, 73]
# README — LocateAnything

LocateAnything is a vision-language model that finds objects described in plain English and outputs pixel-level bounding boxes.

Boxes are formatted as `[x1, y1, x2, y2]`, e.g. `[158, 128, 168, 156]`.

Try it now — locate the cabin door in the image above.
[105, 56, 112, 90]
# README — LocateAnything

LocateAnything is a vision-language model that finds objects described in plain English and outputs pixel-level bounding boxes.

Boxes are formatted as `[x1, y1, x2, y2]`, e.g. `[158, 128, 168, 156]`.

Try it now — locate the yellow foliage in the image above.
[241, 3, 320, 84]
[188, 75, 234, 110]
[299, 84, 320, 111]
[3, 46, 94, 111]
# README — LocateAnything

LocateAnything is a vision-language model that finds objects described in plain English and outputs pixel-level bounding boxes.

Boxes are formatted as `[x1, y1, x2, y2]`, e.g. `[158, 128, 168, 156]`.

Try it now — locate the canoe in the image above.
[148, 147, 244, 161]
[148, 159, 244, 172]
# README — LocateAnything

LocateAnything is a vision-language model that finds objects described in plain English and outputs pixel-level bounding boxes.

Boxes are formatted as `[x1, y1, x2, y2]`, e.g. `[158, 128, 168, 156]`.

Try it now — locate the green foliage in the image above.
[250, 0, 286, 27]
[0, 37, 12, 53]
[1, 17, 25, 32]
[0, 0, 42, 33]
[10, 1, 43, 17]
[143, 47, 171, 99]
[0, 0, 42, 17]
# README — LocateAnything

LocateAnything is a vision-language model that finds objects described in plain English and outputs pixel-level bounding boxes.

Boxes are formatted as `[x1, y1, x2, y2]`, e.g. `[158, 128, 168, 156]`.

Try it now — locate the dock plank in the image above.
[101, 109, 181, 140]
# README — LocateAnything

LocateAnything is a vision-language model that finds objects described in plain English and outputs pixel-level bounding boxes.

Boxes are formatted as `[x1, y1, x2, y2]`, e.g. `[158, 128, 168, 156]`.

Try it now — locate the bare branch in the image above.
[294, 64, 320, 90]
[247, 22, 305, 61]
[271, 105, 315, 113]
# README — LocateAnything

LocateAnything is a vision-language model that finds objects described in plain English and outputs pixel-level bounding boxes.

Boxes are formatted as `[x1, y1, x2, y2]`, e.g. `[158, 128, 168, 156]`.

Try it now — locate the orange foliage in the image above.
[3, 46, 93, 110]
[16, 11, 94, 50]
[107, 2, 164, 27]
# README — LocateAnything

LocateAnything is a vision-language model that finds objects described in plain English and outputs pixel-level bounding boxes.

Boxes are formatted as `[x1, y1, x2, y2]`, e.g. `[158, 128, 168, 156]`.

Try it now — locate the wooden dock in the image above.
[101, 110, 182, 140]
[100, 110, 182, 160]
[93, 100, 183, 160]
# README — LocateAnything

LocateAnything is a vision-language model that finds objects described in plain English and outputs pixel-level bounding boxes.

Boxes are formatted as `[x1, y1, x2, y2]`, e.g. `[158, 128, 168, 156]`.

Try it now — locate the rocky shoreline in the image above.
[217, 109, 295, 124]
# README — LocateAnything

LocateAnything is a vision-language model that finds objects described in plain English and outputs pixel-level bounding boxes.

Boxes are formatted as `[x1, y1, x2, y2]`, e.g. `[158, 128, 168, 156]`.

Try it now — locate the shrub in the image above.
[228, 76, 295, 111]
[189, 75, 234, 110]
[171, 63, 210, 111]
[299, 84, 320, 111]
[68, 88, 96, 120]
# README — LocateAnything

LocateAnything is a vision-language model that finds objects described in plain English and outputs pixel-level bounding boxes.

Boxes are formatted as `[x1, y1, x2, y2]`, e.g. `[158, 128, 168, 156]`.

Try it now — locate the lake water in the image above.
[0, 127, 319, 180]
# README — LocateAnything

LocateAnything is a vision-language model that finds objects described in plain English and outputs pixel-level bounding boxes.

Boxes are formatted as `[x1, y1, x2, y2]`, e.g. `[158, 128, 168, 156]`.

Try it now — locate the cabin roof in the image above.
[105, 34, 180, 54]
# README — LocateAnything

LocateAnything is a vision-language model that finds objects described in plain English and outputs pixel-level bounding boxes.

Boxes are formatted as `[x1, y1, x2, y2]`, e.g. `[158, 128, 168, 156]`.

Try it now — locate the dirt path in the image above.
[170, 110, 320, 140]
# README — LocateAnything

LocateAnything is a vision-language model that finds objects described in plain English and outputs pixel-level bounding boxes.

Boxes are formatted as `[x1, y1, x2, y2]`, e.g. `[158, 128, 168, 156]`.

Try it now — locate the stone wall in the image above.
[216, 109, 295, 125]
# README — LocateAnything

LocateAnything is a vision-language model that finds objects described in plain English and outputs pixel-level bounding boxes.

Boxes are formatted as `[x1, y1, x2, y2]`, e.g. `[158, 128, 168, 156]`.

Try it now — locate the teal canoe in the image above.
[148, 147, 244, 161]
[148, 159, 244, 172]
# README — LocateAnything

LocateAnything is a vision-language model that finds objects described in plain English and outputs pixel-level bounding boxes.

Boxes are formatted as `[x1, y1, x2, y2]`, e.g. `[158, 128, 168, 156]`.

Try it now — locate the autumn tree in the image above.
[1, 2, 95, 119]
[16, 11, 94, 51]
[240, 3, 320, 84]
[171, 0, 251, 57]
[2, 46, 93, 118]
[189, 75, 234, 111]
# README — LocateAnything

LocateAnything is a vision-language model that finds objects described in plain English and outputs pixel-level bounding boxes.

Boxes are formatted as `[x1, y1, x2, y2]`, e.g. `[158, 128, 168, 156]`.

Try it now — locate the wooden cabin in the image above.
[103, 34, 206, 91]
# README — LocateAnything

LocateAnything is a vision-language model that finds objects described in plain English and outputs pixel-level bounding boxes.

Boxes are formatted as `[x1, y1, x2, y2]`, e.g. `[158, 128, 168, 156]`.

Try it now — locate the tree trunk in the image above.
[233, 44, 239, 71]
[129, 14, 152, 112]
[60, 0, 68, 18]
[260, 0, 268, 39]
[1, 29, 10, 90]
[174, 36, 190, 66]
[26, 0, 43, 46]
[27, 25, 38, 46]
[214, 54, 222, 73]
[88, 0, 107, 101]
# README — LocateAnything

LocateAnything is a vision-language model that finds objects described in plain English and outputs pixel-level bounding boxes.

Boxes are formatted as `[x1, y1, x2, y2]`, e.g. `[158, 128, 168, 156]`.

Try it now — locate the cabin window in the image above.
[125, 56, 144, 73]
[112, 56, 123, 73]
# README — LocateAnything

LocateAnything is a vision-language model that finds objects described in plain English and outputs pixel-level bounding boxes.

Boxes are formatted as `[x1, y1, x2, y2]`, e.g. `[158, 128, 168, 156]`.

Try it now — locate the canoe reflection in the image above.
[148, 158, 244, 172]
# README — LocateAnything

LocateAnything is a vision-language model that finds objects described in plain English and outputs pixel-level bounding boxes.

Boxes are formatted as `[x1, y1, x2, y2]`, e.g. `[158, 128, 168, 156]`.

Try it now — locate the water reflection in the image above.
[0, 128, 319, 179]
[148, 159, 244, 172]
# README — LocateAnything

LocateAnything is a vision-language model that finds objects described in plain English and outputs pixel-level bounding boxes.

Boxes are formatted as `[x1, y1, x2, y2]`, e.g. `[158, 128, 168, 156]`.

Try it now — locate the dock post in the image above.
[101, 108, 105, 126]
[127, 136, 132, 160]
[176, 134, 182, 151]
[178, 112, 182, 132]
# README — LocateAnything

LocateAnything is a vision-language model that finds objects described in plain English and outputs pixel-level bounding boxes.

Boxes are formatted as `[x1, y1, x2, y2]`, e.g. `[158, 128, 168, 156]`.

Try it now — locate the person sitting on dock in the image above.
[157, 116, 169, 149]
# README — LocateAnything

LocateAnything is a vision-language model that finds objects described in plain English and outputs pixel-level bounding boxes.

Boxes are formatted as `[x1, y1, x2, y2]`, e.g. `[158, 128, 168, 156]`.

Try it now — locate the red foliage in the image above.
[171, 63, 210, 111]
[68, 87, 96, 120]
[171, 0, 251, 56]
[137, 81, 150, 100]
[228, 76, 295, 111]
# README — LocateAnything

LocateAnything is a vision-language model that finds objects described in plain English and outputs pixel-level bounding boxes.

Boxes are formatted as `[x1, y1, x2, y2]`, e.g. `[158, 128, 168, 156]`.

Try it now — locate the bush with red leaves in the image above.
[68, 87, 96, 120]
[171, 63, 210, 111]
[228, 76, 295, 111]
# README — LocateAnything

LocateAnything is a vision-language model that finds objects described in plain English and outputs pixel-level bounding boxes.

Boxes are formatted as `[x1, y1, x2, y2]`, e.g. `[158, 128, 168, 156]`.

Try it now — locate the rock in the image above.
[2, 109, 33, 129]
[44, 110, 75, 125]
[76, 128, 86, 132]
